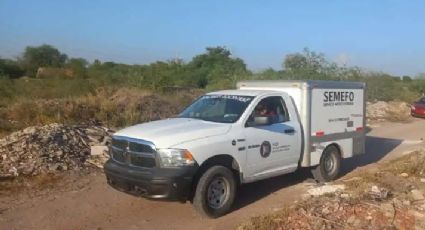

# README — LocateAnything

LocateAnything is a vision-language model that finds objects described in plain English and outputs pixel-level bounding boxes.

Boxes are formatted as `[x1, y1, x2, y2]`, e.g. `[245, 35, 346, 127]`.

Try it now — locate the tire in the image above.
[193, 165, 236, 218]
[311, 145, 341, 182]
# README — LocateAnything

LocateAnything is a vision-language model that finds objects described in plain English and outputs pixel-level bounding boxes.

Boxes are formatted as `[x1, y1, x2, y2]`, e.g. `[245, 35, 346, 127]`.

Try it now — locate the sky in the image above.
[0, 0, 424, 76]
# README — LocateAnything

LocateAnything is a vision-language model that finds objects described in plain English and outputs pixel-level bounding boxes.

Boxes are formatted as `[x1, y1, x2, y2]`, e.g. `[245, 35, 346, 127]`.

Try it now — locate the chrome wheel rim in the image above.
[207, 176, 229, 209]
[324, 153, 336, 174]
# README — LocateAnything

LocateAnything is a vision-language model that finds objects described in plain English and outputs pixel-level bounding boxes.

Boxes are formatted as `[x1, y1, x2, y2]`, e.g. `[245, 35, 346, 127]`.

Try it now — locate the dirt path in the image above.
[1, 119, 425, 230]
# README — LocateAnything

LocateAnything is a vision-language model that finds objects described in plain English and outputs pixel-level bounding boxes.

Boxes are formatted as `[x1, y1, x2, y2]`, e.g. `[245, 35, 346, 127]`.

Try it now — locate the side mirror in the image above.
[247, 116, 271, 127]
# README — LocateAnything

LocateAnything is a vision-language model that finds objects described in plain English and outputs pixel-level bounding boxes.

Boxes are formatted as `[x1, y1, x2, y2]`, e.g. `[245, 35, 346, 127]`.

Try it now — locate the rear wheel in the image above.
[311, 145, 341, 182]
[193, 166, 236, 218]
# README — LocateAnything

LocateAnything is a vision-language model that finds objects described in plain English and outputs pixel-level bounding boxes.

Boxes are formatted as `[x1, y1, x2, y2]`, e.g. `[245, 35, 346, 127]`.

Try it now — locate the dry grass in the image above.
[239, 196, 416, 230]
[0, 87, 203, 138]
[383, 151, 425, 176]
[239, 150, 425, 230]
[0, 173, 63, 196]
[239, 207, 292, 230]
[343, 150, 425, 201]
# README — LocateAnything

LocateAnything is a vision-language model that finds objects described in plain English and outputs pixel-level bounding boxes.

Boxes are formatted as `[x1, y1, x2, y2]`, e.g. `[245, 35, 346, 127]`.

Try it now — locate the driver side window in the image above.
[248, 96, 289, 125]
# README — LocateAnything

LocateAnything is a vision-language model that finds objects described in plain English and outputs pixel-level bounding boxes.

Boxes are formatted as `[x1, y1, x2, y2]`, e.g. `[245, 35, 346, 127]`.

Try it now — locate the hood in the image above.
[113, 118, 232, 148]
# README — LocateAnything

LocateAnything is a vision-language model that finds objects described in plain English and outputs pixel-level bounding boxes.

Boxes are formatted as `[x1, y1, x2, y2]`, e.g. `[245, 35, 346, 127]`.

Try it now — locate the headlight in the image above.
[157, 149, 195, 167]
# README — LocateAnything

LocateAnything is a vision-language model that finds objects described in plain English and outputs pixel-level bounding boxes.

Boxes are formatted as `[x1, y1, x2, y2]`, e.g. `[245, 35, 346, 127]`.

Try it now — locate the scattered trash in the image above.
[307, 184, 345, 196]
[87, 145, 110, 169]
[369, 185, 390, 201]
[400, 172, 409, 177]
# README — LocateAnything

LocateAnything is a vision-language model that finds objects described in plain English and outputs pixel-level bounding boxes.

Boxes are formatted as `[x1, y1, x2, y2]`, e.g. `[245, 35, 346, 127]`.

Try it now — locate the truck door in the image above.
[244, 95, 300, 180]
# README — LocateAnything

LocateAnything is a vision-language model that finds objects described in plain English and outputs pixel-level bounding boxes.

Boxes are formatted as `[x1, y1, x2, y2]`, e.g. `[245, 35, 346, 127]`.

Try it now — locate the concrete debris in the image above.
[0, 123, 113, 178]
[400, 172, 409, 177]
[366, 101, 411, 122]
[306, 184, 345, 196]
[243, 192, 418, 229]
[90, 145, 108, 156]
[367, 101, 389, 121]
[241, 150, 425, 230]
[369, 185, 390, 201]
[87, 145, 110, 169]
[340, 193, 350, 199]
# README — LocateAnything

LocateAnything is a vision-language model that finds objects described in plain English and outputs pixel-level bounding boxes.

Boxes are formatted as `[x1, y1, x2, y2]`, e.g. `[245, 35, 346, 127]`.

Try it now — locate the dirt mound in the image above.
[367, 101, 411, 122]
[0, 123, 113, 179]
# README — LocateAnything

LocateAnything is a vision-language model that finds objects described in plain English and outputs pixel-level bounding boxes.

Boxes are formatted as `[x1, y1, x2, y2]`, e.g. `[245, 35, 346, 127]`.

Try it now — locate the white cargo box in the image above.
[237, 80, 366, 167]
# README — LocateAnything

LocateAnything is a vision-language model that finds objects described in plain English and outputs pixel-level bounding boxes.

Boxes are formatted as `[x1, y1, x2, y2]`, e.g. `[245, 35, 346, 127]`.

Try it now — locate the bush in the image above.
[0, 87, 203, 137]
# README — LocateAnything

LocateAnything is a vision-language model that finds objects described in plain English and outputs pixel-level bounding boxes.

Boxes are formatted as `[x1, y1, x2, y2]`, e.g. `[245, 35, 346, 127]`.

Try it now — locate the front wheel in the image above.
[193, 166, 236, 218]
[311, 145, 341, 182]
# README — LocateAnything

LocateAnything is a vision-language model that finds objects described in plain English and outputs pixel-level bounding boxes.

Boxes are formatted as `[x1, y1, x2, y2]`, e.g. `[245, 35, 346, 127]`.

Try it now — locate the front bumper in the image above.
[411, 111, 425, 118]
[104, 159, 198, 201]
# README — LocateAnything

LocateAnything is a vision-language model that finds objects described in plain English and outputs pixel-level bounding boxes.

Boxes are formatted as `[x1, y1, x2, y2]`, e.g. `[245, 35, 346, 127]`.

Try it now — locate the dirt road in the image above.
[1, 119, 425, 230]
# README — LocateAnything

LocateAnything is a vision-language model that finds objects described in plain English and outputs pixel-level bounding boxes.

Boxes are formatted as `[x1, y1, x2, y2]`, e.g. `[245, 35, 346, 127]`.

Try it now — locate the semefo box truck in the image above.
[104, 80, 366, 217]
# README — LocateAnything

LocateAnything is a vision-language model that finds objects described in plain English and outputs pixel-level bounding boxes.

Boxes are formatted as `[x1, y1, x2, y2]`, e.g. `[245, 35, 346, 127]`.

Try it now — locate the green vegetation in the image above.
[0, 44, 424, 137]
[21, 44, 68, 77]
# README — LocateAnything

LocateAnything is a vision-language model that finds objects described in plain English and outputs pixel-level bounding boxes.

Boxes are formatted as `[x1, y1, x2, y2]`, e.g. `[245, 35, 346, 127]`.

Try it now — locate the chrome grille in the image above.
[129, 142, 155, 153]
[112, 148, 126, 163]
[111, 137, 156, 168]
[130, 154, 156, 168]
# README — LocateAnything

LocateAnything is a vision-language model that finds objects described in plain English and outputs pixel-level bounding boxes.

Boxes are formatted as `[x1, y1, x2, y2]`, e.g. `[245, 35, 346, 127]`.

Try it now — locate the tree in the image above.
[0, 58, 25, 78]
[187, 47, 248, 88]
[363, 73, 398, 101]
[21, 44, 68, 76]
[66, 58, 88, 78]
[416, 73, 425, 80]
[257, 68, 286, 80]
[402, 75, 412, 82]
[283, 53, 308, 72]
[282, 48, 332, 80]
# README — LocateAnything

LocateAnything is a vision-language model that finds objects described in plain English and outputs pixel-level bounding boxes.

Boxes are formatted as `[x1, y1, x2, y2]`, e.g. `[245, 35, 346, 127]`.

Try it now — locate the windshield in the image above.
[178, 95, 254, 123]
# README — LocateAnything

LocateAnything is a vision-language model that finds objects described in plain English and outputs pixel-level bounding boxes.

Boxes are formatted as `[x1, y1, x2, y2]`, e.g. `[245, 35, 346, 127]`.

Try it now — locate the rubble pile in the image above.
[367, 101, 411, 122]
[241, 185, 424, 230]
[0, 123, 113, 178]
[366, 101, 388, 121]
[290, 190, 418, 229]
[240, 150, 425, 230]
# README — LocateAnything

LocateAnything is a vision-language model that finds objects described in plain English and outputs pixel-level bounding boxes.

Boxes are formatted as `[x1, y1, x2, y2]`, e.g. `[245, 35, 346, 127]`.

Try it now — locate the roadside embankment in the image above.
[239, 149, 425, 230]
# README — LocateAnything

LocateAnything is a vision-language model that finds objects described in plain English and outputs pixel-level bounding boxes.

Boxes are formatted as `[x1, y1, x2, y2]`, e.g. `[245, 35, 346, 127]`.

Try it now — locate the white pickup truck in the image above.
[104, 80, 366, 217]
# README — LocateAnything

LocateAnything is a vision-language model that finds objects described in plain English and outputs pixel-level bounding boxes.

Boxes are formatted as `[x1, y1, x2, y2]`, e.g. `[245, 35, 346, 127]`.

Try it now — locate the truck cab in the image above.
[104, 80, 366, 218]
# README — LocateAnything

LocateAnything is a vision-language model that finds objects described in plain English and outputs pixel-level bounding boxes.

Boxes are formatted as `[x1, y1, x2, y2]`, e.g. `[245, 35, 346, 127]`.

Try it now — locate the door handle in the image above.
[284, 129, 295, 134]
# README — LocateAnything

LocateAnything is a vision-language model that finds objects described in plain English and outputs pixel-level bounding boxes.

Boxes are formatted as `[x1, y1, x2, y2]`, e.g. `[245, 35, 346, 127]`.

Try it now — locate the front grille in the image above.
[111, 137, 156, 168]
[112, 148, 126, 163]
[129, 142, 155, 153]
[130, 154, 156, 168]
[112, 138, 127, 150]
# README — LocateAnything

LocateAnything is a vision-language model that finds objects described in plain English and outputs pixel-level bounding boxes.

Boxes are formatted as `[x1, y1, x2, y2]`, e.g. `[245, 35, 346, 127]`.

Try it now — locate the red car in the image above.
[411, 97, 425, 118]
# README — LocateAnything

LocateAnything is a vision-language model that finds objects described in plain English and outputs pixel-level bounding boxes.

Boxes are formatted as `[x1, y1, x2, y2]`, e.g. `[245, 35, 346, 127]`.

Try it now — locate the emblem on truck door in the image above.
[260, 141, 271, 158]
